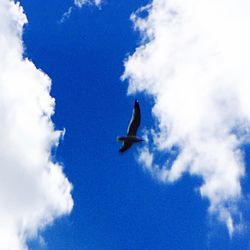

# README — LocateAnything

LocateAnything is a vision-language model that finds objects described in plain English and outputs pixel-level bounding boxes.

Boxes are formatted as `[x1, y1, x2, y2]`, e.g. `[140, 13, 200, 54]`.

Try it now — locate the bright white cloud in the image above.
[0, 1, 73, 249]
[123, 0, 250, 235]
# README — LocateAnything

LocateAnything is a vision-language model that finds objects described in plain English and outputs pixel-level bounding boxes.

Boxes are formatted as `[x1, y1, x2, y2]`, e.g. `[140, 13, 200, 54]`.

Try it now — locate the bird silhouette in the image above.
[117, 100, 144, 153]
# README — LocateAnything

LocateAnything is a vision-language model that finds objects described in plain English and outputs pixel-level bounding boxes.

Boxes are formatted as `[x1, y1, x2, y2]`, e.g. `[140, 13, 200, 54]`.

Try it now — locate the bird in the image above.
[117, 100, 144, 153]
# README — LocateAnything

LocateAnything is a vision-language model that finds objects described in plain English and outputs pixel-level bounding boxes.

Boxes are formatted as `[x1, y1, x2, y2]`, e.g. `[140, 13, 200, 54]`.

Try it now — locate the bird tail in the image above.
[117, 136, 126, 142]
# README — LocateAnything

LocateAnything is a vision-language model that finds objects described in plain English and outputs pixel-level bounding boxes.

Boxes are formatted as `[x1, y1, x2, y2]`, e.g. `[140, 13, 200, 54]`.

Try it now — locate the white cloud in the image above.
[0, 0, 73, 249]
[123, 0, 250, 235]
[59, 0, 102, 23]
[59, 6, 74, 24]
[74, 0, 102, 8]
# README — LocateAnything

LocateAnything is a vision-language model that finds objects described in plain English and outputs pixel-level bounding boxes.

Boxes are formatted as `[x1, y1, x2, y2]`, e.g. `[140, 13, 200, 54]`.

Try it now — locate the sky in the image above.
[2, 0, 250, 249]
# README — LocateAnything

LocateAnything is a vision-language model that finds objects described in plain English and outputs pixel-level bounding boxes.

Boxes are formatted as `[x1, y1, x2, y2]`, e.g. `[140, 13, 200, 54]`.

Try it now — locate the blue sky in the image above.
[2, 0, 250, 249]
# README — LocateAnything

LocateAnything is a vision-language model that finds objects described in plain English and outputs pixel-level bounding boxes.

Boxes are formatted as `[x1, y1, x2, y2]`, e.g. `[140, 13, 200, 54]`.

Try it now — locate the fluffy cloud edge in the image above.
[123, 0, 250, 235]
[0, 1, 73, 249]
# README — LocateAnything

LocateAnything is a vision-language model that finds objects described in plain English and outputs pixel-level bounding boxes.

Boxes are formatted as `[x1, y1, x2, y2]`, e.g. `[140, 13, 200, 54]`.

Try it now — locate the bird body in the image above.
[117, 100, 143, 153]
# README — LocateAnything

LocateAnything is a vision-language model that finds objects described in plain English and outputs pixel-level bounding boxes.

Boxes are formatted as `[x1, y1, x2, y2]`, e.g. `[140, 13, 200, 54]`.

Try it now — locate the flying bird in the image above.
[117, 100, 144, 153]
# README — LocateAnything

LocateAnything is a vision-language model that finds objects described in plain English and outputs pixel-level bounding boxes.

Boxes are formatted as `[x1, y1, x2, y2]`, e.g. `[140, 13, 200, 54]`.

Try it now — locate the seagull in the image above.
[117, 100, 144, 153]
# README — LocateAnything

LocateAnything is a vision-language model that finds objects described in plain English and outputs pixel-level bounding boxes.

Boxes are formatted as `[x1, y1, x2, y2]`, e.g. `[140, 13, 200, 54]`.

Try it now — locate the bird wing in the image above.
[119, 141, 133, 153]
[127, 100, 141, 136]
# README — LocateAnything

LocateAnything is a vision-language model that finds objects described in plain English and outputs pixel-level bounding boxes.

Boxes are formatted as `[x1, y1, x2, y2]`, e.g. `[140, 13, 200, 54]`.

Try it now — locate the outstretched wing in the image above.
[119, 141, 133, 153]
[127, 100, 141, 136]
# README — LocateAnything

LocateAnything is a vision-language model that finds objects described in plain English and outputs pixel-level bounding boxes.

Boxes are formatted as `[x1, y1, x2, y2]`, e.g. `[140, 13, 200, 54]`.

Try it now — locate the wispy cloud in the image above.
[74, 0, 102, 8]
[0, 1, 73, 249]
[59, 6, 74, 24]
[60, 0, 102, 23]
[123, 0, 250, 235]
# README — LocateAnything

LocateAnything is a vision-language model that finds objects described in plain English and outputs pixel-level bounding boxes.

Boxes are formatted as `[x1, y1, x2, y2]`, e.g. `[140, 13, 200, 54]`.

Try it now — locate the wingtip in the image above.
[134, 99, 139, 107]
[119, 148, 125, 153]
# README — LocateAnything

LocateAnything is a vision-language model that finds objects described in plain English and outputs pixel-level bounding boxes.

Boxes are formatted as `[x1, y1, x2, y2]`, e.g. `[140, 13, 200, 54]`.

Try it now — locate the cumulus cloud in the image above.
[123, 0, 250, 235]
[0, 0, 73, 249]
